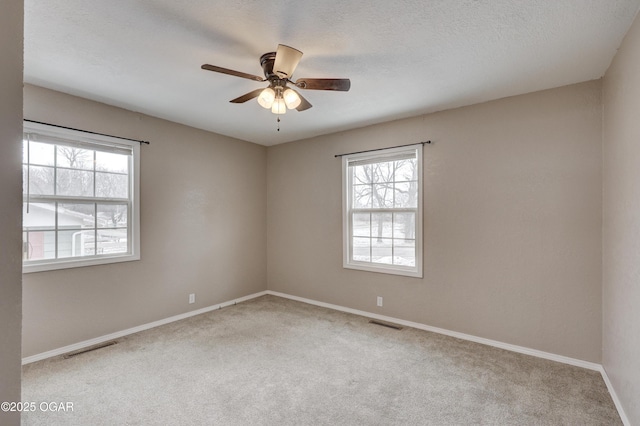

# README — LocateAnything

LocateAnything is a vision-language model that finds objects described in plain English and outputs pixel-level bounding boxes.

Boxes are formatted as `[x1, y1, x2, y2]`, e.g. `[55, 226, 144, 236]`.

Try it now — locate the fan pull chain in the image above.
[277, 116, 280, 131]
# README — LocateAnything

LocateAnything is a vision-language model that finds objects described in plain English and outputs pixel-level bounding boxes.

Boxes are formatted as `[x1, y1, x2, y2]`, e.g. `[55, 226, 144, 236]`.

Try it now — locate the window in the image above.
[342, 145, 423, 277]
[22, 122, 140, 273]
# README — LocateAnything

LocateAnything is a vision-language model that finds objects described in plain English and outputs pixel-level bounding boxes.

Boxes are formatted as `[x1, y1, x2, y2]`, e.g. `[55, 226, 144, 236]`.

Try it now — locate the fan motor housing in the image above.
[260, 52, 277, 78]
[260, 52, 289, 88]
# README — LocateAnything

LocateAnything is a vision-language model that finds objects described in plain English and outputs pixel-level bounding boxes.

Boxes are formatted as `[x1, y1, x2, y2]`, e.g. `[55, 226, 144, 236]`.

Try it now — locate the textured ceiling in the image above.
[24, 0, 640, 146]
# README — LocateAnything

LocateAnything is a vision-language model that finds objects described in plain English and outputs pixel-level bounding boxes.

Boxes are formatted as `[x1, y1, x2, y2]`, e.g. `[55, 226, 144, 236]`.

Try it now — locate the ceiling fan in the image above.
[201, 44, 351, 114]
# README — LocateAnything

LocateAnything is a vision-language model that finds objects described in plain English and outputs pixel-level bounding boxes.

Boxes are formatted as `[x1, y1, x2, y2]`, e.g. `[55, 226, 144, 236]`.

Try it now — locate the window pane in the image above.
[352, 213, 370, 237]
[59, 203, 95, 228]
[96, 151, 128, 173]
[353, 164, 373, 185]
[26, 165, 55, 195]
[372, 183, 393, 208]
[24, 231, 55, 260]
[97, 229, 128, 255]
[373, 162, 393, 183]
[23, 202, 55, 229]
[394, 159, 417, 182]
[353, 184, 372, 208]
[24, 141, 54, 166]
[393, 239, 416, 266]
[97, 204, 128, 228]
[393, 212, 416, 240]
[96, 172, 128, 198]
[371, 213, 392, 238]
[371, 238, 392, 264]
[352, 237, 370, 262]
[58, 230, 94, 258]
[56, 146, 93, 170]
[394, 182, 418, 208]
[57, 169, 94, 196]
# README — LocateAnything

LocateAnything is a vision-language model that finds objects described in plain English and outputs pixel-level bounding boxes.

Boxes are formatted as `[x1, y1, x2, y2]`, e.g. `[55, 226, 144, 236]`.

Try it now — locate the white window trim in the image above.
[22, 121, 141, 274]
[342, 144, 423, 278]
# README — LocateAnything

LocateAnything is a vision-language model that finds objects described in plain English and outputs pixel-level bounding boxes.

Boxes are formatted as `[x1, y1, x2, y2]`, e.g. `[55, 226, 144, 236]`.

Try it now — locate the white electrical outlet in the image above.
[377, 296, 383, 307]
[189, 293, 195, 304]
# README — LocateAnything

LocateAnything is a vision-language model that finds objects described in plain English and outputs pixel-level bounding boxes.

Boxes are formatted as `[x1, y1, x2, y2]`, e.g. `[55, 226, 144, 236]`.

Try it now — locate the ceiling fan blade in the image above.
[201, 64, 265, 82]
[291, 89, 312, 111]
[294, 78, 351, 91]
[229, 88, 265, 103]
[273, 44, 303, 79]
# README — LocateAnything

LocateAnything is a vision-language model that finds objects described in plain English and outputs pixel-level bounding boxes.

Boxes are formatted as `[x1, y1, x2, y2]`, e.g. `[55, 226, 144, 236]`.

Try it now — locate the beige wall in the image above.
[22, 85, 267, 357]
[268, 81, 603, 362]
[603, 11, 640, 425]
[14, 20, 640, 419]
[0, 0, 23, 424]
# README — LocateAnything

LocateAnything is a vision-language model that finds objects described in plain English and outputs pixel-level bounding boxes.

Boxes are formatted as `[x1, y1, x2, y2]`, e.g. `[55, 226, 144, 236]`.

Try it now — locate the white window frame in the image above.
[22, 121, 141, 273]
[342, 144, 423, 278]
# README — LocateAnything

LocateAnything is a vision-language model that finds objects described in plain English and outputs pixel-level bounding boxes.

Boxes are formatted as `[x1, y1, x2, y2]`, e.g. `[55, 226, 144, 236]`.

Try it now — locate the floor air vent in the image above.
[369, 320, 403, 330]
[63, 341, 118, 359]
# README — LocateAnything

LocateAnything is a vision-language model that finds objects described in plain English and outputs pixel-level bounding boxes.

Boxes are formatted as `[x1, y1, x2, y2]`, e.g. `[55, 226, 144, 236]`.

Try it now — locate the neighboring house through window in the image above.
[22, 121, 140, 273]
[342, 144, 423, 278]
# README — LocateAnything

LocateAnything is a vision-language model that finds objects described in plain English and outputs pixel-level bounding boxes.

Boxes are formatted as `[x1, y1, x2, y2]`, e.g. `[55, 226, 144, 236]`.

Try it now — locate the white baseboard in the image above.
[22, 289, 629, 425]
[266, 290, 602, 371]
[268, 291, 636, 422]
[23, 289, 600, 371]
[21, 291, 268, 365]
[600, 366, 631, 426]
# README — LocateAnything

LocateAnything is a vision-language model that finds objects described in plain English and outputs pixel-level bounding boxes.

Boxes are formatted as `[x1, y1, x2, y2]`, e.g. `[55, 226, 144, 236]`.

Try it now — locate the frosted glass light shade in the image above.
[283, 88, 301, 109]
[271, 98, 287, 114]
[257, 88, 275, 109]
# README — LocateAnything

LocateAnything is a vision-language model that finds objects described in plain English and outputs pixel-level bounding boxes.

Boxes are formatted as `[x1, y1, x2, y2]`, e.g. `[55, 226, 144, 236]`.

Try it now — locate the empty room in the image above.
[2, 0, 640, 424]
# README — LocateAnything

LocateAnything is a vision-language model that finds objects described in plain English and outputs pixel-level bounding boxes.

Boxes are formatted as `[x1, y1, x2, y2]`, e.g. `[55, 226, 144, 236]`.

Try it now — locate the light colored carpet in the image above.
[22, 295, 620, 425]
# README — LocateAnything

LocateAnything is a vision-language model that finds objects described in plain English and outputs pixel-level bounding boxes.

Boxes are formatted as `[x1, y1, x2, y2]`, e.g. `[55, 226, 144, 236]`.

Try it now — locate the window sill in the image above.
[23, 253, 140, 274]
[343, 261, 423, 278]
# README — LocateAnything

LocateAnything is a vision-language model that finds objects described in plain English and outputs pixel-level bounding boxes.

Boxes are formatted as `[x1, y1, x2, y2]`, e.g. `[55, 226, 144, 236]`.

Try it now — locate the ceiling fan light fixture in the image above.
[271, 97, 287, 114]
[257, 87, 275, 109]
[283, 88, 301, 109]
[201, 43, 351, 118]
